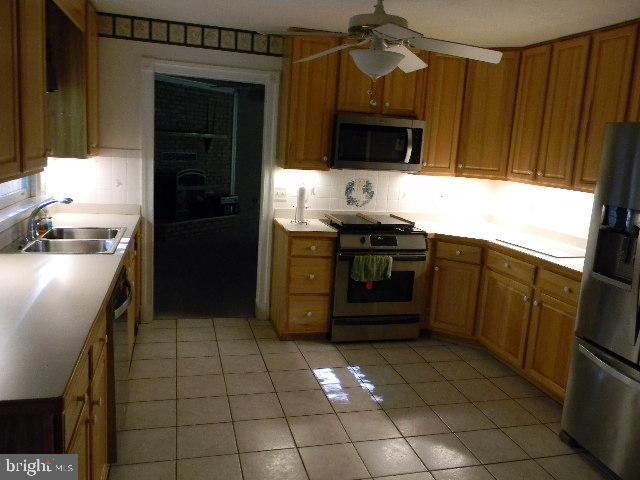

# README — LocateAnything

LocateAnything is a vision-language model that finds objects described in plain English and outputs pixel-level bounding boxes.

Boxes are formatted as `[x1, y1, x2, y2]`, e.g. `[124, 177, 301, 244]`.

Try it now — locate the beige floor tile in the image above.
[176, 327, 215, 342]
[225, 372, 274, 395]
[177, 423, 236, 458]
[248, 317, 271, 326]
[177, 340, 218, 358]
[451, 379, 509, 402]
[235, 417, 295, 452]
[412, 382, 469, 405]
[116, 427, 176, 464]
[177, 356, 221, 376]
[516, 397, 563, 423]
[474, 399, 538, 427]
[379, 348, 425, 364]
[263, 352, 309, 371]
[466, 357, 514, 378]
[456, 429, 528, 464]
[178, 318, 213, 328]
[270, 370, 321, 392]
[503, 424, 576, 457]
[278, 389, 333, 416]
[374, 473, 434, 480]
[369, 383, 426, 410]
[216, 324, 254, 340]
[394, 363, 444, 383]
[313, 367, 360, 387]
[342, 348, 388, 366]
[432, 403, 495, 432]
[258, 340, 300, 354]
[407, 434, 480, 470]
[116, 404, 127, 430]
[447, 345, 490, 360]
[432, 465, 494, 480]
[221, 354, 266, 373]
[350, 364, 406, 386]
[177, 455, 241, 480]
[129, 359, 176, 379]
[126, 378, 176, 402]
[287, 413, 350, 447]
[251, 325, 278, 339]
[133, 342, 177, 360]
[432, 361, 483, 381]
[300, 443, 369, 480]
[213, 317, 248, 328]
[336, 342, 375, 351]
[218, 339, 260, 355]
[136, 328, 176, 344]
[147, 319, 177, 329]
[355, 438, 426, 477]
[490, 376, 543, 398]
[240, 448, 308, 480]
[486, 460, 553, 480]
[177, 396, 231, 425]
[536, 454, 611, 480]
[122, 400, 176, 430]
[229, 392, 284, 420]
[386, 406, 449, 436]
[546, 422, 562, 434]
[302, 350, 347, 368]
[324, 384, 380, 412]
[109, 461, 176, 480]
[296, 340, 337, 352]
[114, 361, 129, 381]
[372, 341, 410, 350]
[177, 374, 226, 398]
[339, 410, 401, 441]
[414, 346, 460, 362]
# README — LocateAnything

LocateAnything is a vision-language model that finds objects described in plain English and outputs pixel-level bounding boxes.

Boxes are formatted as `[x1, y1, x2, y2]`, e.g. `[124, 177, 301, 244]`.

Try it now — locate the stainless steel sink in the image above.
[42, 227, 121, 240]
[23, 239, 117, 254]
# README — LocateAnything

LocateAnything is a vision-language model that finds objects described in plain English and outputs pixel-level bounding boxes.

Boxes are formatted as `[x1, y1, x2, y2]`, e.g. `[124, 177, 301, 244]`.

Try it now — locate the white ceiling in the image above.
[94, 0, 640, 47]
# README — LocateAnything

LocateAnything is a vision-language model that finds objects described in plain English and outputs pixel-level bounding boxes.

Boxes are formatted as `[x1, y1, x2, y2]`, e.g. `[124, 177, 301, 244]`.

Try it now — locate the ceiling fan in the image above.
[263, 0, 503, 80]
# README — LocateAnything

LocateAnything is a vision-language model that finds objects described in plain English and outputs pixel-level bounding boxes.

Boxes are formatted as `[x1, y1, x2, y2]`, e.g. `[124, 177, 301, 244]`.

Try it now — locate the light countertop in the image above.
[275, 218, 338, 234]
[0, 213, 140, 402]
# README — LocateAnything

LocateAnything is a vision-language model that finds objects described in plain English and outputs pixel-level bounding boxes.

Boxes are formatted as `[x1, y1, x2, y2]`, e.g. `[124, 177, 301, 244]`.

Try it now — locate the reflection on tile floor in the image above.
[108, 318, 613, 480]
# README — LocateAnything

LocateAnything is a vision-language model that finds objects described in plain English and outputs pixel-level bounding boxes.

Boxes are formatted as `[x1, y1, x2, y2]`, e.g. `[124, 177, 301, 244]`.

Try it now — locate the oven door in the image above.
[333, 251, 427, 317]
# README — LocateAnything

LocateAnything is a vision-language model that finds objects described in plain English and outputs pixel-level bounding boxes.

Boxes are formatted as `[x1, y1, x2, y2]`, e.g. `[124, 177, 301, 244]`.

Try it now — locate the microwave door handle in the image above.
[404, 128, 413, 164]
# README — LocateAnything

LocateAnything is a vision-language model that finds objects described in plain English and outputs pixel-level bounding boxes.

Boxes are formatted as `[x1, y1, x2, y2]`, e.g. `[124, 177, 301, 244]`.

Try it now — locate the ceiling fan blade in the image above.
[374, 23, 503, 64]
[294, 39, 369, 64]
[385, 45, 427, 73]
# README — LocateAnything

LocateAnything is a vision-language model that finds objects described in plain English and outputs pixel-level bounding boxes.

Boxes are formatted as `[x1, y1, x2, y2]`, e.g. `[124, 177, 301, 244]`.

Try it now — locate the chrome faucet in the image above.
[25, 197, 73, 243]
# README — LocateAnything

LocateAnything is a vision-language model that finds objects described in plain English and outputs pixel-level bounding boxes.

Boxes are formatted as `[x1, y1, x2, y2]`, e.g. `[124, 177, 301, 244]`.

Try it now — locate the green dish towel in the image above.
[351, 255, 393, 282]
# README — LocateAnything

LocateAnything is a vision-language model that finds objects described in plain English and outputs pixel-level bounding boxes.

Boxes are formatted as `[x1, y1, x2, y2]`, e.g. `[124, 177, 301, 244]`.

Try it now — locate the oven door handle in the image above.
[337, 253, 427, 262]
[404, 128, 413, 164]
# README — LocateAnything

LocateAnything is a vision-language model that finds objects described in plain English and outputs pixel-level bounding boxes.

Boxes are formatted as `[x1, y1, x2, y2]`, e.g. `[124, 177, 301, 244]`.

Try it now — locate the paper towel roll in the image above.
[295, 186, 306, 223]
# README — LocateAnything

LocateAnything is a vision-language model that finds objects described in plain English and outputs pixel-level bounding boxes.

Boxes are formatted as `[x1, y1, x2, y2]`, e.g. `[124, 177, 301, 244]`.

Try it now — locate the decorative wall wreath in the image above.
[345, 179, 375, 207]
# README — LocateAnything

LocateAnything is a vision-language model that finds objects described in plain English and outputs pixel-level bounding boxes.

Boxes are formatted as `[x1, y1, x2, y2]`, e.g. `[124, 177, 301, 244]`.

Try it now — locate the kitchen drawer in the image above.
[537, 268, 581, 305]
[88, 309, 107, 376]
[63, 353, 90, 449]
[487, 249, 535, 284]
[436, 242, 482, 264]
[289, 257, 332, 294]
[290, 237, 335, 257]
[288, 295, 330, 333]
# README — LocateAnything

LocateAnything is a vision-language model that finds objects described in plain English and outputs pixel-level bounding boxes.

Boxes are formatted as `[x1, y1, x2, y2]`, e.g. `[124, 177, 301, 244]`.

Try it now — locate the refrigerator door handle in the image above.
[578, 344, 640, 391]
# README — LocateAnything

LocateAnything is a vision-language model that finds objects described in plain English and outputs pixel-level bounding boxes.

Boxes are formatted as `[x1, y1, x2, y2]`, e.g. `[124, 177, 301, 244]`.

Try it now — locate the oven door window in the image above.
[338, 124, 415, 164]
[347, 270, 415, 303]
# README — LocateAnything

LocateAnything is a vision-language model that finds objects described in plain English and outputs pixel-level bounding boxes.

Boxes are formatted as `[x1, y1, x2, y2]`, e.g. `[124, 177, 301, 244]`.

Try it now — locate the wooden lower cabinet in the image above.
[90, 351, 108, 480]
[524, 292, 576, 399]
[477, 270, 532, 368]
[67, 404, 89, 480]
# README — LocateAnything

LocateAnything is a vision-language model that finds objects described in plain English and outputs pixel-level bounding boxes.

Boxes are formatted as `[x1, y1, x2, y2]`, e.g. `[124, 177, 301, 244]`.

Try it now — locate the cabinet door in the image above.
[421, 53, 466, 175]
[67, 404, 89, 480]
[381, 53, 426, 117]
[0, 0, 20, 180]
[629, 33, 640, 121]
[477, 269, 532, 368]
[86, 2, 99, 155]
[18, 0, 48, 173]
[281, 37, 339, 170]
[429, 259, 480, 337]
[525, 292, 576, 400]
[336, 44, 379, 113]
[537, 36, 590, 187]
[457, 51, 520, 179]
[91, 351, 108, 480]
[507, 45, 551, 182]
[573, 25, 638, 191]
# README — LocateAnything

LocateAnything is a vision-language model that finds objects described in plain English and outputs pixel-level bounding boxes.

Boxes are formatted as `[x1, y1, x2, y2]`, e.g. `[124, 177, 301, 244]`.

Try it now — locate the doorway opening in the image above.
[153, 74, 265, 318]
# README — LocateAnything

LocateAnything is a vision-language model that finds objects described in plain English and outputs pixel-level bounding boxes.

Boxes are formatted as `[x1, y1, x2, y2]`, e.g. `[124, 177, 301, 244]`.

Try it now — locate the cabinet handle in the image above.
[523, 295, 529, 303]
[384, 102, 389, 107]
[322, 156, 328, 162]
[537, 171, 544, 177]
[458, 164, 463, 169]
[93, 397, 103, 407]
[370, 99, 378, 106]
[308, 273, 315, 280]
[76, 393, 89, 403]
[434, 266, 440, 272]
[504, 262, 511, 269]
[87, 415, 97, 426]
[533, 300, 539, 307]
[527, 170, 533, 176]
[100, 334, 108, 344]
[455, 250, 462, 256]
[305, 311, 313, 317]
[563, 286, 572, 293]
[422, 162, 427, 167]
[309, 245, 317, 251]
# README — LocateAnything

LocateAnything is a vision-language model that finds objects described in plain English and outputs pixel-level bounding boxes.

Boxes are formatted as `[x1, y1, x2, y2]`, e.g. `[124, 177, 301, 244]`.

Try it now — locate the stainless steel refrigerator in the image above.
[562, 123, 640, 479]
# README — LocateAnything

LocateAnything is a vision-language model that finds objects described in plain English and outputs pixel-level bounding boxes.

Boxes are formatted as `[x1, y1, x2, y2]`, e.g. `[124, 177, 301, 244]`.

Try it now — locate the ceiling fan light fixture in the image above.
[350, 49, 403, 80]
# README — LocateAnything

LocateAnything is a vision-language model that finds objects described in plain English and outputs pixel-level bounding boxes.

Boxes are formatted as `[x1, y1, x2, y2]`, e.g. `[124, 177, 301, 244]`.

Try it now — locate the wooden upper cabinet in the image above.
[629, 32, 640, 121]
[573, 25, 638, 191]
[86, 1, 99, 155]
[507, 45, 552, 182]
[279, 36, 339, 170]
[52, 0, 86, 32]
[457, 51, 520, 179]
[0, 0, 21, 181]
[18, 0, 48, 174]
[337, 44, 378, 113]
[536, 36, 590, 187]
[381, 52, 426, 117]
[421, 53, 467, 175]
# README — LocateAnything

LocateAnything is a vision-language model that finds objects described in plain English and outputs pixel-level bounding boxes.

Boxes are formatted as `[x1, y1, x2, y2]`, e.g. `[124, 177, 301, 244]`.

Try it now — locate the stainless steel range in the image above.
[324, 213, 428, 342]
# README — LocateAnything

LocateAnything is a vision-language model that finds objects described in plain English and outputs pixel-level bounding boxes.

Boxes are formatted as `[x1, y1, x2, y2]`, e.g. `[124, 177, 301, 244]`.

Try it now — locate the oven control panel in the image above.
[340, 232, 427, 251]
[370, 235, 398, 247]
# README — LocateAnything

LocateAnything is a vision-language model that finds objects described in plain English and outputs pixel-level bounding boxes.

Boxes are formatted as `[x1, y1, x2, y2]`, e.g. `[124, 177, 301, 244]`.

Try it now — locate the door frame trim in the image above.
[140, 58, 280, 321]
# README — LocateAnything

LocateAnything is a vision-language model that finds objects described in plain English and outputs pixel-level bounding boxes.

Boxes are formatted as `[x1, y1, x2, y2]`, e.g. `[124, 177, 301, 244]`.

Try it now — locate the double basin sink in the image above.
[23, 227, 126, 254]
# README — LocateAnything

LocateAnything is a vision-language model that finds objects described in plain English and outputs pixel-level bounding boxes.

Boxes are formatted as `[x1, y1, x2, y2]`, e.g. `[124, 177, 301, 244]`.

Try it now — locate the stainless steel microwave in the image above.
[332, 113, 426, 172]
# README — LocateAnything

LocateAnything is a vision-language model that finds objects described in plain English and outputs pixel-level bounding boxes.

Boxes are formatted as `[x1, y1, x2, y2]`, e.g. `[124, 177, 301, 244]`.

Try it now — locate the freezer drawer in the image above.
[562, 338, 640, 479]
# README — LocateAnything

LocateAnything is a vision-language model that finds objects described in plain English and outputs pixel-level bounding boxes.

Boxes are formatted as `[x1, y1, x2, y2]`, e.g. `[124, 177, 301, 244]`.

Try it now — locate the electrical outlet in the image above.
[274, 187, 288, 203]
